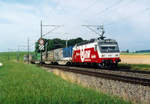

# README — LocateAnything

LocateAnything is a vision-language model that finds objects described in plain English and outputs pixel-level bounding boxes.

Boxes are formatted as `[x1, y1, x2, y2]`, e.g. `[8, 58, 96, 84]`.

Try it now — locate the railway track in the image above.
[40, 64, 150, 79]
[32, 61, 150, 75]
[73, 65, 150, 75]
[40, 64, 150, 86]
[106, 67, 150, 74]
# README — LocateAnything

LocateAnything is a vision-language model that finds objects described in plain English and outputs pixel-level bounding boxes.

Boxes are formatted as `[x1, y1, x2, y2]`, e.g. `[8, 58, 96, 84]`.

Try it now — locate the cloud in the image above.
[0, 0, 150, 52]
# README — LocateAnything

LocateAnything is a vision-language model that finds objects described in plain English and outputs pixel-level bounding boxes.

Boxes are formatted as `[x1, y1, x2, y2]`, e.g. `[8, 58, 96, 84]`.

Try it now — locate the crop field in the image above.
[0, 52, 131, 104]
[120, 52, 150, 55]
[120, 53, 150, 64]
[120, 53, 150, 70]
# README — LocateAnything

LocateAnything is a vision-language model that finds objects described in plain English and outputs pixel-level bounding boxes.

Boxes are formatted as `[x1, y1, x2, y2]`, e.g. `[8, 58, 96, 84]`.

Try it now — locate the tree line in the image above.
[35, 37, 88, 53]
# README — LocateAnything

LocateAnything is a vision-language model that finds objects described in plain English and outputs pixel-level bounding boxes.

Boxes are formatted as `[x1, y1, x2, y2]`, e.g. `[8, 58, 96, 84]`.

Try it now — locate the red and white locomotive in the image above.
[72, 37, 121, 67]
[71, 25, 121, 67]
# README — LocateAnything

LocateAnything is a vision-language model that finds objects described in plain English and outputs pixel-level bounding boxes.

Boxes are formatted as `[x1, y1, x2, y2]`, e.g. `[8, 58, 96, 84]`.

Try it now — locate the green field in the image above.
[0, 52, 131, 104]
[119, 63, 150, 71]
[120, 52, 150, 55]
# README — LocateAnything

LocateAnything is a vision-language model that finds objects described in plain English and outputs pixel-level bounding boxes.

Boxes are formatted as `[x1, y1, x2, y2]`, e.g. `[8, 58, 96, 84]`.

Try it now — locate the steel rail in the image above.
[111, 69, 150, 74]
[41, 64, 150, 86]
[32, 60, 150, 75]
[42, 63, 150, 75]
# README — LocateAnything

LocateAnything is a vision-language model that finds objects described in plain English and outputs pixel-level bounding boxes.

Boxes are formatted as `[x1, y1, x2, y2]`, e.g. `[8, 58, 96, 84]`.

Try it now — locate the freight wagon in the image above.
[43, 46, 73, 65]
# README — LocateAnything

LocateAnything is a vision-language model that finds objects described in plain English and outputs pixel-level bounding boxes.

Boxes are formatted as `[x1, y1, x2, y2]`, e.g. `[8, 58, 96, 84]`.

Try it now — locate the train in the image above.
[31, 36, 121, 68]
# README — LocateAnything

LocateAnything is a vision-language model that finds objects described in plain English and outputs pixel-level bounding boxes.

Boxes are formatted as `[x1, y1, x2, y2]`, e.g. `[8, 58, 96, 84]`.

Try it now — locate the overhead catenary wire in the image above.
[95, 0, 124, 15]
[97, 0, 138, 16]
[72, 0, 126, 27]
[79, 0, 98, 14]
[82, 0, 138, 25]
[98, 0, 139, 25]
[82, 25, 101, 36]
[42, 25, 63, 37]
[44, 0, 62, 23]
[105, 7, 150, 26]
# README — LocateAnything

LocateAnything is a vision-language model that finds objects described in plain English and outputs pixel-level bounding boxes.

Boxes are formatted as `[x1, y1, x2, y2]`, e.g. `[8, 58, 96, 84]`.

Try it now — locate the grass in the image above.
[0, 52, 132, 104]
[120, 52, 150, 55]
[0, 52, 28, 62]
[119, 63, 150, 71]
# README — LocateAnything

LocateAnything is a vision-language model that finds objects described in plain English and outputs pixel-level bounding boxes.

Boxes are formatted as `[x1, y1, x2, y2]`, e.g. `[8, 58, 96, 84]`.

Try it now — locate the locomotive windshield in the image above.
[98, 40, 119, 53]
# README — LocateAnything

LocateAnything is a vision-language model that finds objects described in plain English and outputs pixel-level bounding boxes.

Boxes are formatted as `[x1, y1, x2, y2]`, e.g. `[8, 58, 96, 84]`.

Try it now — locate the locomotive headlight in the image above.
[115, 54, 119, 57]
[102, 54, 105, 57]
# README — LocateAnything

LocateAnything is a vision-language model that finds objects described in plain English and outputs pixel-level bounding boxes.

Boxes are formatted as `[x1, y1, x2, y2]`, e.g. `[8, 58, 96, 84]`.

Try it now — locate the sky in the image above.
[0, 0, 150, 52]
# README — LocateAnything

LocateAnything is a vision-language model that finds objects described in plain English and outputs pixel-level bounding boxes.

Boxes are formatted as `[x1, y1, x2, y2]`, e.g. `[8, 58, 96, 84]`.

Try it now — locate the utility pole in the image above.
[17, 47, 19, 61]
[39, 20, 63, 63]
[28, 38, 30, 64]
[45, 41, 48, 61]
[40, 20, 43, 63]
[8, 48, 9, 61]
[8, 48, 17, 61]
[66, 40, 68, 48]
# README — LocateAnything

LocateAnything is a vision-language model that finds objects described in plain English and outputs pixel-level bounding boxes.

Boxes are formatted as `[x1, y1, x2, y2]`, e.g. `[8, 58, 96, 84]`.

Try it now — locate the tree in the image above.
[126, 49, 129, 53]
[35, 37, 87, 53]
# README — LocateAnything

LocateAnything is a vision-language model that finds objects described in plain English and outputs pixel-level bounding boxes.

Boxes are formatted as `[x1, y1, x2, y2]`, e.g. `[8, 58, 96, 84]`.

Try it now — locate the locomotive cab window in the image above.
[98, 41, 119, 53]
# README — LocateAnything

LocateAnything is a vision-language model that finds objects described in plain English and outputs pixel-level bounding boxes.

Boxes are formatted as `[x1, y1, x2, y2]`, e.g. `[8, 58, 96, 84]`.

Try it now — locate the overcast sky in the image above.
[0, 0, 150, 52]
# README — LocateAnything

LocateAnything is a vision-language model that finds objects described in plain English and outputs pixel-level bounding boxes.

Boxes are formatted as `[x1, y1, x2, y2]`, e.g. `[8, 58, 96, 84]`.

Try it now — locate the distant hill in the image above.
[136, 50, 150, 53]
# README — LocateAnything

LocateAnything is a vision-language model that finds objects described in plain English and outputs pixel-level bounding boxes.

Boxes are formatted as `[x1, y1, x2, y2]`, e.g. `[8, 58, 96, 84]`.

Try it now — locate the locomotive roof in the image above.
[76, 38, 117, 46]
[99, 39, 117, 42]
[76, 39, 95, 46]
